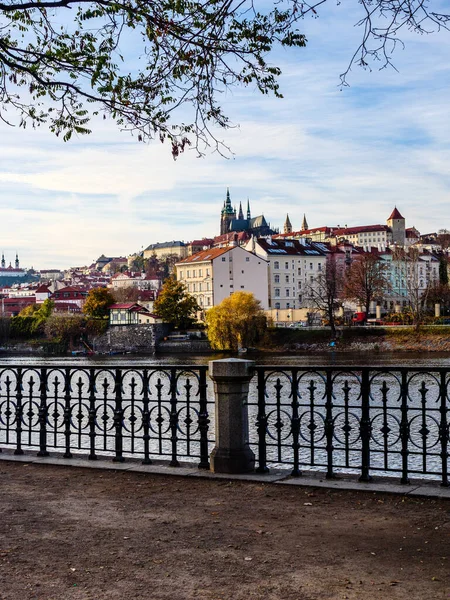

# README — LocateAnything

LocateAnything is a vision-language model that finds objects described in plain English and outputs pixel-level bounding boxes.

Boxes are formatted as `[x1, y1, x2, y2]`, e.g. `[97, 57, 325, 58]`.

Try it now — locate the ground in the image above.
[0, 461, 449, 600]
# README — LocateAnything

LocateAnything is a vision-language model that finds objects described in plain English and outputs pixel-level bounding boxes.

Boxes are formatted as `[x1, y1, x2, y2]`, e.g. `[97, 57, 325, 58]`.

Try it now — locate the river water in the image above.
[1, 349, 450, 367]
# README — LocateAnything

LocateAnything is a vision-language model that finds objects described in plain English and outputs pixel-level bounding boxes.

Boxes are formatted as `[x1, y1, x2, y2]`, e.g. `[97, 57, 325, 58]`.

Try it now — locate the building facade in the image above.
[176, 245, 269, 310]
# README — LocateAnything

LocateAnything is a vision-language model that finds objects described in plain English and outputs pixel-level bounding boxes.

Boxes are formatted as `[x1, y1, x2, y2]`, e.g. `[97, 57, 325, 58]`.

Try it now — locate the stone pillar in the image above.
[209, 358, 255, 474]
[376, 305, 382, 320]
[435, 303, 441, 318]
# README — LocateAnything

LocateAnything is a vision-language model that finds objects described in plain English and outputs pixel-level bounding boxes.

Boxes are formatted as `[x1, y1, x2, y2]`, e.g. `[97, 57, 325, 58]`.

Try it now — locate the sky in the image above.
[1, 1, 449, 269]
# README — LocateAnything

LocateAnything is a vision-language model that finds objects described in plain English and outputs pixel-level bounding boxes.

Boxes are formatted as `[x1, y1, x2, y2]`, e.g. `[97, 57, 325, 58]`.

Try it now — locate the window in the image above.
[192, 283, 196, 292]
[298, 267, 301, 276]
[285, 275, 289, 283]
[298, 281, 302, 289]
[206, 283, 210, 291]
[309, 263, 313, 270]
[310, 276, 314, 283]
[207, 297, 211, 306]
[274, 274, 280, 283]
[246, 257, 250, 262]
[193, 270, 196, 277]
[198, 269, 202, 277]
[285, 262, 289, 269]
[274, 261, 279, 269]
[240, 285, 244, 289]
[275, 288, 280, 297]
[198, 283, 202, 291]
[187, 270, 191, 278]
[206, 268, 210, 276]
[275, 302, 281, 309]
[286, 289, 290, 297]
[318, 263, 322, 271]
[286, 303, 290, 309]
[222, 257, 226, 262]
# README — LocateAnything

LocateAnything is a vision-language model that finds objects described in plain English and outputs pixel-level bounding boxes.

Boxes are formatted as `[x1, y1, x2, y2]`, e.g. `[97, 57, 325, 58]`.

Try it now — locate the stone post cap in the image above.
[208, 358, 255, 379]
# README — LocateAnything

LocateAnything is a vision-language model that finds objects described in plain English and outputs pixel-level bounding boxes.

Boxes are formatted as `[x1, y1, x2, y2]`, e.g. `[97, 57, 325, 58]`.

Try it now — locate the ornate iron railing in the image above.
[248, 366, 450, 485]
[0, 365, 211, 468]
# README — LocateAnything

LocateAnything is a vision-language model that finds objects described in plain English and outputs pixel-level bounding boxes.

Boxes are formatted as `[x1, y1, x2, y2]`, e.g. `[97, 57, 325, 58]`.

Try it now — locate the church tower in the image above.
[301, 214, 309, 231]
[15, 252, 19, 269]
[284, 214, 292, 234]
[387, 207, 405, 245]
[220, 189, 236, 235]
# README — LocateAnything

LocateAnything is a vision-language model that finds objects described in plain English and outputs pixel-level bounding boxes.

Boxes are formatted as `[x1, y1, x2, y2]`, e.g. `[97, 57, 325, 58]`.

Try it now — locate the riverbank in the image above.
[2, 325, 450, 357]
[264, 326, 450, 354]
[0, 460, 448, 600]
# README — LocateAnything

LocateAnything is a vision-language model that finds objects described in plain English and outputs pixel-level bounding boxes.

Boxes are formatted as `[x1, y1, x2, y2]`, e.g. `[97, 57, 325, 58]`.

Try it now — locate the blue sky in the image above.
[1, 2, 449, 269]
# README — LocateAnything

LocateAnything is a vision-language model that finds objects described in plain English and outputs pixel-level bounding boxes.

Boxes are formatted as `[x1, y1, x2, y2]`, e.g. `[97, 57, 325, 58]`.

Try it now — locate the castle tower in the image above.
[246, 198, 251, 220]
[284, 214, 292, 234]
[238, 201, 244, 220]
[220, 188, 236, 235]
[1, 253, 4, 268]
[387, 207, 405, 245]
[301, 214, 309, 231]
[15, 252, 19, 269]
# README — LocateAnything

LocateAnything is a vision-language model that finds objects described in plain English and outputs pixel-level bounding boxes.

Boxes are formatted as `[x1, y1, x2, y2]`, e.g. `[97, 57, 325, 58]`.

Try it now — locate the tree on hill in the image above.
[0, 0, 447, 154]
[153, 277, 199, 329]
[344, 253, 390, 316]
[205, 292, 267, 351]
[83, 287, 115, 318]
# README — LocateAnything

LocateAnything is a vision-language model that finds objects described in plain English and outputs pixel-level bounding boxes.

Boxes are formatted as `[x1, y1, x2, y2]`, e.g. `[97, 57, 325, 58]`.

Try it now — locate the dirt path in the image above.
[0, 461, 449, 600]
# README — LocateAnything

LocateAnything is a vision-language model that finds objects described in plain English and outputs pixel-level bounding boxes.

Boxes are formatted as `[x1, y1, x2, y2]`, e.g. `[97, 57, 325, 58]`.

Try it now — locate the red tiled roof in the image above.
[333, 225, 389, 236]
[177, 247, 232, 264]
[35, 285, 51, 294]
[109, 303, 147, 312]
[388, 207, 404, 220]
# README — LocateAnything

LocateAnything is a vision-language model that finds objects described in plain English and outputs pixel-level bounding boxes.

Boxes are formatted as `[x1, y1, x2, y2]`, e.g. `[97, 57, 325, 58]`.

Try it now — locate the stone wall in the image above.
[93, 324, 170, 354]
[156, 339, 213, 353]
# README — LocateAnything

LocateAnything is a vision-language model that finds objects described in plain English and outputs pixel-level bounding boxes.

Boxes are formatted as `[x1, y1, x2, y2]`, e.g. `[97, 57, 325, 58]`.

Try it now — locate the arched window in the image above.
[274, 261, 279, 269]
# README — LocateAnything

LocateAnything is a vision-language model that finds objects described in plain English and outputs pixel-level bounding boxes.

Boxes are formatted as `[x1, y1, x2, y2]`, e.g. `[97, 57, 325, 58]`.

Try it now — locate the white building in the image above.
[175, 245, 269, 310]
[245, 237, 330, 310]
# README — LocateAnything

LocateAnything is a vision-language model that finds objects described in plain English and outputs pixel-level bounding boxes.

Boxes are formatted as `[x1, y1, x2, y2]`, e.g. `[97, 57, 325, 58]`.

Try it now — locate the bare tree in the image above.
[391, 247, 437, 330]
[305, 253, 345, 337]
[344, 252, 390, 316]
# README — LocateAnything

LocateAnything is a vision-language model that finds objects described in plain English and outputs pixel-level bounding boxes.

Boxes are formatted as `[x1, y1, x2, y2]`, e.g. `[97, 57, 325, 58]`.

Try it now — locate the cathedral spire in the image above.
[246, 198, 251, 220]
[301, 214, 308, 231]
[284, 214, 292, 234]
[238, 201, 244, 220]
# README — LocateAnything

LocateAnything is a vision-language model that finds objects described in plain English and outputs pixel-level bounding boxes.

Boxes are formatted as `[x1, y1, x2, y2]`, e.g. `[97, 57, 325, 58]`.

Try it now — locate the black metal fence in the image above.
[248, 366, 449, 485]
[0, 365, 211, 468]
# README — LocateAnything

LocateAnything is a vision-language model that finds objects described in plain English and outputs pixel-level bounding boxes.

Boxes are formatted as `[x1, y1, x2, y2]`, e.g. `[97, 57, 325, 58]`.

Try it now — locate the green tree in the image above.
[0, 1, 445, 153]
[30, 298, 54, 333]
[83, 287, 115, 318]
[153, 276, 199, 329]
[205, 291, 267, 351]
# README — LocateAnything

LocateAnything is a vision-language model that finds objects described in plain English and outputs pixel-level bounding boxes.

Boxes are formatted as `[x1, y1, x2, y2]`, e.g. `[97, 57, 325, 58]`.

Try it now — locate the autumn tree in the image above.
[305, 254, 345, 338]
[205, 292, 267, 351]
[83, 287, 115, 318]
[0, 1, 447, 153]
[113, 287, 144, 304]
[344, 253, 390, 316]
[426, 282, 450, 316]
[44, 314, 85, 348]
[153, 276, 199, 329]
